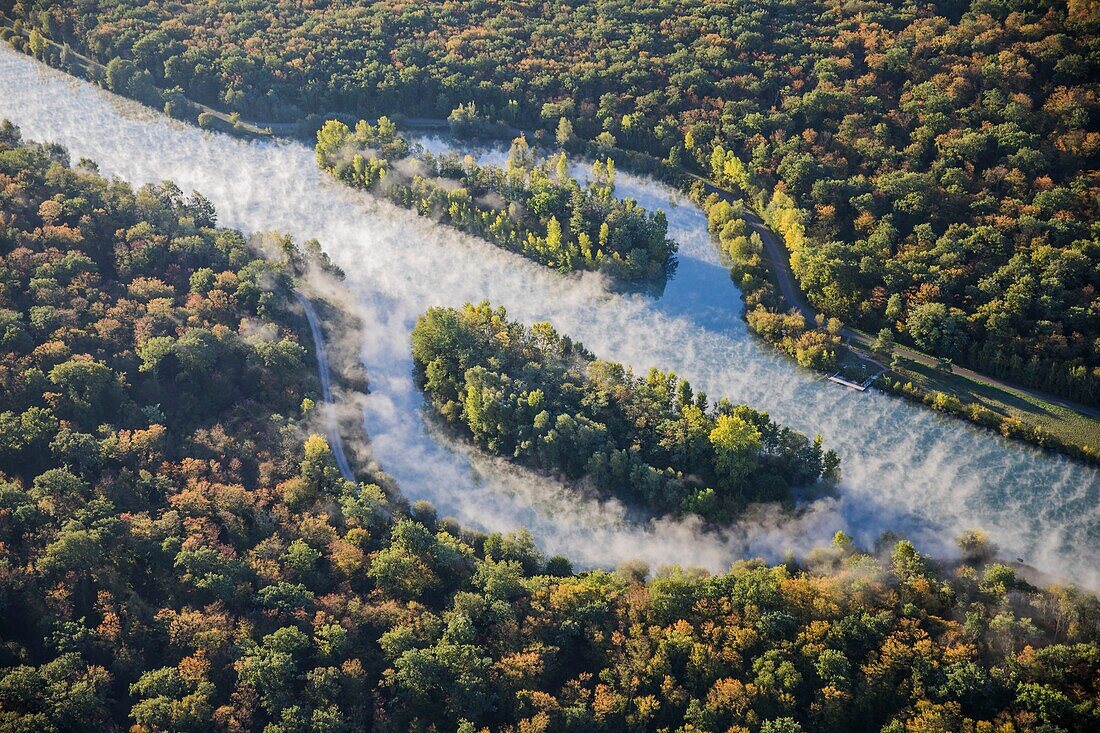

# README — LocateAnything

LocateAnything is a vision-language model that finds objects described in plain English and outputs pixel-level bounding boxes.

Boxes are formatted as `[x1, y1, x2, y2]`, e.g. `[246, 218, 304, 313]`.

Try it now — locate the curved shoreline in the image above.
[2, 41, 1096, 587]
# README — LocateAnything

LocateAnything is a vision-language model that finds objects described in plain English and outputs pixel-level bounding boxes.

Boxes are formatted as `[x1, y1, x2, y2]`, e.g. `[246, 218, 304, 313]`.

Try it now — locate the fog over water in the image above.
[4, 47, 1097, 587]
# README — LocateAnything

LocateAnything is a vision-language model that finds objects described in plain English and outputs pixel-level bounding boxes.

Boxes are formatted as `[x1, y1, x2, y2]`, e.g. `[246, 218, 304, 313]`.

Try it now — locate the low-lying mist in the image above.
[3, 46, 1096, 588]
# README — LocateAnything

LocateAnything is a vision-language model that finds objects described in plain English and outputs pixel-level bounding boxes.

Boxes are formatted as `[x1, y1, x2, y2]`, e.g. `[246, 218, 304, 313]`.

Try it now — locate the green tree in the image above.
[104, 57, 137, 94]
[368, 519, 443, 600]
[709, 414, 762, 486]
[28, 29, 47, 59]
[300, 434, 345, 496]
[872, 328, 895, 354]
[905, 303, 967, 356]
[545, 215, 563, 256]
[555, 117, 574, 146]
[236, 627, 310, 716]
[48, 358, 121, 426]
[129, 667, 215, 733]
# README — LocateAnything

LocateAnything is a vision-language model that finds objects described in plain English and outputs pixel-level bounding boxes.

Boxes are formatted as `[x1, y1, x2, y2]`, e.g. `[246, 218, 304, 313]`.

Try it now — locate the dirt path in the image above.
[295, 292, 357, 483]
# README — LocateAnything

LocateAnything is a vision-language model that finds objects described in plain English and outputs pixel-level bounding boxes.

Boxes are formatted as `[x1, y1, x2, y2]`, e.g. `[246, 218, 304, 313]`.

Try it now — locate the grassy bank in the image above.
[884, 353, 1100, 461]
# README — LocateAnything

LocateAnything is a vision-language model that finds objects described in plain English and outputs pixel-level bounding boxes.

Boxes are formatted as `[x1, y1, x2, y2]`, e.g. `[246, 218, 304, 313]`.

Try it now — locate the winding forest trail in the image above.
[295, 291, 357, 483]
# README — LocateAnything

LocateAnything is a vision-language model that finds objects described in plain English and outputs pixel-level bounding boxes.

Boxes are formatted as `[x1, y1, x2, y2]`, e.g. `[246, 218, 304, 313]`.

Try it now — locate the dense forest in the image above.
[1, 125, 1099, 732]
[5, 0, 1097, 405]
[411, 302, 838, 522]
[315, 119, 676, 282]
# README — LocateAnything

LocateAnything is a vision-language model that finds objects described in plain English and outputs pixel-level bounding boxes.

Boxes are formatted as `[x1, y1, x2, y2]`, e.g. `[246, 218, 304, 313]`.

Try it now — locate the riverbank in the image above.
[5, 24, 1095, 464]
[556, 147, 1100, 465]
[5, 41, 1097, 589]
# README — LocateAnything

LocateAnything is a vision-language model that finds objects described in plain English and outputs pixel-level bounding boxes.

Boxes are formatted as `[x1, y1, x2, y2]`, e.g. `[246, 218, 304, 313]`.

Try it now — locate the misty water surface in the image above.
[3, 47, 1096, 587]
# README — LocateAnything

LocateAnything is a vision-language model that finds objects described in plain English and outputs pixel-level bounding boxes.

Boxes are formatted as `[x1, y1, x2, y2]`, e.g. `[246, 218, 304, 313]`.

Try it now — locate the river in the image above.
[3, 46, 1096, 587]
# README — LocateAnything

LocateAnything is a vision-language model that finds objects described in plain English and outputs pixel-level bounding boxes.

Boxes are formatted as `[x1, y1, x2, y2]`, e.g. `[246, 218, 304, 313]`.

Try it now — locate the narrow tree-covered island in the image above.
[412, 302, 838, 522]
[316, 119, 677, 283]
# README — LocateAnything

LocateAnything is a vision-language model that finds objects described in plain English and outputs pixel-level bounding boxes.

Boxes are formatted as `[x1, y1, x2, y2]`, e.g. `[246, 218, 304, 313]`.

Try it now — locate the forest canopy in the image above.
[0, 122, 1099, 732]
[411, 302, 840, 522]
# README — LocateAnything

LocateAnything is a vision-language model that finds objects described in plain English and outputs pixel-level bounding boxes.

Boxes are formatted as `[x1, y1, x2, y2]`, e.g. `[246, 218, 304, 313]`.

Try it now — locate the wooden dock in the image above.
[828, 372, 880, 391]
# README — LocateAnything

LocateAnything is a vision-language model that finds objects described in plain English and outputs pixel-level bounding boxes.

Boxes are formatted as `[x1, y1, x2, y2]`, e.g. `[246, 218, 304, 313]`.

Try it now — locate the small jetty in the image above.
[828, 371, 880, 391]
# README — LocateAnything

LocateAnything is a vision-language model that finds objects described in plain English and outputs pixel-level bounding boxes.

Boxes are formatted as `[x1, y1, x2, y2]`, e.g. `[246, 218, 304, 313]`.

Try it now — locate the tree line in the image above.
[702, 195, 843, 372]
[411, 301, 841, 522]
[697, 188, 1100, 464]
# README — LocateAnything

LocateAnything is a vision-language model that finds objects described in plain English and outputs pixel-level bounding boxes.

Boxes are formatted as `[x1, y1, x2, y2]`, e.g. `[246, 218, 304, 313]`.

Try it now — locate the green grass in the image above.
[834, 349, 882, 383]
[888, 353, 1100, 452]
